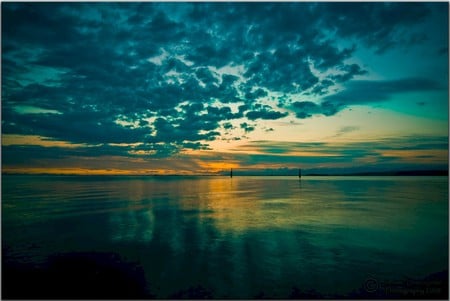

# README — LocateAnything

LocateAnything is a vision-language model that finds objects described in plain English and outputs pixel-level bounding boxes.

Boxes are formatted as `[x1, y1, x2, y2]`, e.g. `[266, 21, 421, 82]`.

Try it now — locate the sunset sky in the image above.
[2, 2, 448, 175]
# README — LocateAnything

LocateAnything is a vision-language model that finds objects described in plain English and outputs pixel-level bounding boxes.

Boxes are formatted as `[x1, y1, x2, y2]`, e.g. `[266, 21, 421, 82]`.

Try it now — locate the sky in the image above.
[1, 2, 449, 175]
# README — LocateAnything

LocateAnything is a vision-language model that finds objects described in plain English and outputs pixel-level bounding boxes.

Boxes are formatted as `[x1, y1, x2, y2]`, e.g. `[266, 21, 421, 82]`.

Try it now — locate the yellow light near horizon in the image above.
[1, 167, 177, 176]
[195, 161, 240, 173]
[379, 149, 448, 162]
[2, 134, 89, 148]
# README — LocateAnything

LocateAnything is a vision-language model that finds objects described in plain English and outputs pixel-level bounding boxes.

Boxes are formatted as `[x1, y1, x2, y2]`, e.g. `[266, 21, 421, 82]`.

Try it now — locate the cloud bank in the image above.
[2, 2, 447, 166]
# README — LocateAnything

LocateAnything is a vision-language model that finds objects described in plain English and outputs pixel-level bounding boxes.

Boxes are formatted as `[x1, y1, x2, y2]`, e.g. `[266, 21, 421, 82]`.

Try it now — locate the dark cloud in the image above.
[374, 136, 449, 151]
[223, 122, 234, 130]
[292, 78, 442, 118]
[331, 64, 368, 83]
[3, 135, 447, 173]
[195, 67, 219, 86]
[310, 79, 335, 96]
[324, 78, 441, 105]
[306, 42, 355, 71]
[1, 2, 444, 162]
[291, 101, 321, 119]
[232, 135, 448, 170]
[246, 109, 288, 121]
[240, 122, 255, 134]
[2, 109, 150, 144]
[234, 153, 343, 166]
[243, 47, 319, 93]
[2, 144, 131, 167]
[317, 2, 432, 54]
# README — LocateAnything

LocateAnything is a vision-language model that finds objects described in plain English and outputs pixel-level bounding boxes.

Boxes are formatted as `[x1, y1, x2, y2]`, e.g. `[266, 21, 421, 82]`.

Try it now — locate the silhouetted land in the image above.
[219, 169, 449, 177]
[2, 169, 448, 177]
[306, 169, 449, 177]
[3, 249, 447, 299]
[2, 250, 151, 299]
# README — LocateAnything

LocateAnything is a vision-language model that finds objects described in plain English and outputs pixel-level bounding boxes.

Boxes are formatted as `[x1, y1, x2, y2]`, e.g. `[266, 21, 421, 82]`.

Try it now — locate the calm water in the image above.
[2, 175, 448, 298]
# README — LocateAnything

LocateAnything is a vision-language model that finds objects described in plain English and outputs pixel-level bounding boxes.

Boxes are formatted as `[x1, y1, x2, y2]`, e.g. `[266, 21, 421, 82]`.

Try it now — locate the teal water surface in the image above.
[2, 175, 448, 298]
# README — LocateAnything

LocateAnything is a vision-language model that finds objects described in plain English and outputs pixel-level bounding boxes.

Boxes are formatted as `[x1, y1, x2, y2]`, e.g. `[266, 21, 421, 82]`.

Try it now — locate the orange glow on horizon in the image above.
[195, 161, 240, 174]
[1, 167, 199, 176]
[2, 134, 89, 148]
[378, 149, 448, 162]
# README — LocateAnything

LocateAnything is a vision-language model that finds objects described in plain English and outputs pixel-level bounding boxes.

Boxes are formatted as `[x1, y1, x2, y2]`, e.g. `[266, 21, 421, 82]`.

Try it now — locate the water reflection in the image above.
[109, 208, 155, 243]
[2, 176, 448, 298]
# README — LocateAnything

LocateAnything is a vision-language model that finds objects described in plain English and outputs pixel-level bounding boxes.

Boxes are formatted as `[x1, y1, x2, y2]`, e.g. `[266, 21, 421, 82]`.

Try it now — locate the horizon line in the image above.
[2, 169, 448, 177]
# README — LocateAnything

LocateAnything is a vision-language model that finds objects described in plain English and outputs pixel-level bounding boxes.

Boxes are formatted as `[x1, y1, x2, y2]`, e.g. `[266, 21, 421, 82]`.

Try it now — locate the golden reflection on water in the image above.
[5, 176, 447, 239]
[97, 176, 449, 249]
[177, 177, 428, 234]
[2, 175, 448, 298]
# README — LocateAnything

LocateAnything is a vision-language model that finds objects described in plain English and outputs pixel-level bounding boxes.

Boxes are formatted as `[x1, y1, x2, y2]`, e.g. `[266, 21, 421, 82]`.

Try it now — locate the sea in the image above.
[2, 175, 448, 299]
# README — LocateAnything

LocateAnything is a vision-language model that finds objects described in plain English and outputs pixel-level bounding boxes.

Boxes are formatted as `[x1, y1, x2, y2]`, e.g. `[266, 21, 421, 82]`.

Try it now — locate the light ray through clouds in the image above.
[2, 2, 448, 174]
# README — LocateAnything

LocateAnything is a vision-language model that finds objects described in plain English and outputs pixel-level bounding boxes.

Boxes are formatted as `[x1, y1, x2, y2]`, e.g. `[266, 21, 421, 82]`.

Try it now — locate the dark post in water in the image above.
[230, 168, 233, 178]
[298, 168, 302, 179]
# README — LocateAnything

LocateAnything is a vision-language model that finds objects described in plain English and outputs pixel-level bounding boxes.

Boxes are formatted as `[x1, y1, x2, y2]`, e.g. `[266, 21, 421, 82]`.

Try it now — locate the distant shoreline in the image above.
[306, 170, 449, 177]
[2, 170, 448, 177]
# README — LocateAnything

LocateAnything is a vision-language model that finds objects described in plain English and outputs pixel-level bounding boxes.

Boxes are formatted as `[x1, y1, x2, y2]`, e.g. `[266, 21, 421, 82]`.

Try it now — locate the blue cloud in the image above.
[231, 136, 448, 170]
[240, 122, 255, 134]
[324, 77, 442, 106]
[291, 78, 442, 118]
[317, 2, 432, 54]
[246, 109, 288, 121]
[1, 2, 446, 162]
